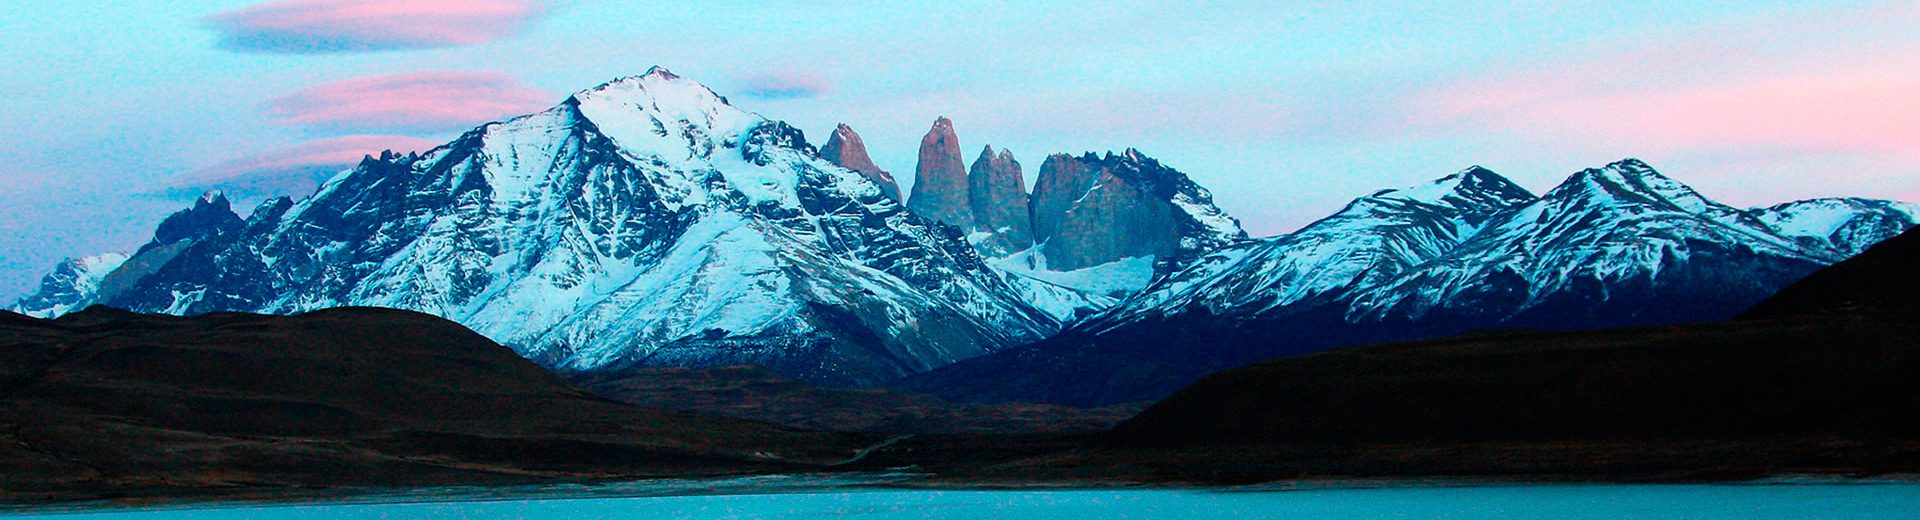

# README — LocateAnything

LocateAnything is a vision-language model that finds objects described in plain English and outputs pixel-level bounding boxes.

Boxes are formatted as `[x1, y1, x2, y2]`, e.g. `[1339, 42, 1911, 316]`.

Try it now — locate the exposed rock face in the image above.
[1028, 154, 1100, 243]
[819, 123, 901, 203]
[966, 145, 1034, 256]
[150, 191, 245, 247]
[906, 117, 972, 228]
[1026, 150, 1245, 274]
[92, 192, 248, 309]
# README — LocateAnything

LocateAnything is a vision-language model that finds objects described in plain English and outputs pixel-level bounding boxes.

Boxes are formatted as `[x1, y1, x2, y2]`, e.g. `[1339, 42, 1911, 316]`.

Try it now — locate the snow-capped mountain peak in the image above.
[9, 253, 130, 318]
[1560, 158, 1729, 216]
[1367, 165, 1535, 216]
[1753, 197, 1920, 256]
[568, 68, 763, 166]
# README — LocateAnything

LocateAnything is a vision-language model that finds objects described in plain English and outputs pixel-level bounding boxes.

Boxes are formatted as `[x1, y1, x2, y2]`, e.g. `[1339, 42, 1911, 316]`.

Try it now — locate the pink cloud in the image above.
[178, 135, 439, 197]
[736, 70, 835, 100]
[1402, 3, 1920, 162]
[208, 0, 548, 53]
[1418, 61, 1920, 159]
[268, 71, 554, 133]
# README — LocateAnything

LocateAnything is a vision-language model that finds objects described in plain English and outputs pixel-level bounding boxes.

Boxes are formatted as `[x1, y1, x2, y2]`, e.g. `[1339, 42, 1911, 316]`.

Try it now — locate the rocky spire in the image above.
[966, 145, 1035, 256]
[906, 117, 972, 228]
[148, 191, 244, 251]
[820, 123, 901, 203]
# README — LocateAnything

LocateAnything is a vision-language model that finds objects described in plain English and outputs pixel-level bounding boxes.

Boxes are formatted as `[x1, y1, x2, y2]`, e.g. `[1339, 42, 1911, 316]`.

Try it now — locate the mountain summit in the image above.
[819, 123, 901, 203]
[966, 145, 1035, 257]
[906, 117, 972, 228]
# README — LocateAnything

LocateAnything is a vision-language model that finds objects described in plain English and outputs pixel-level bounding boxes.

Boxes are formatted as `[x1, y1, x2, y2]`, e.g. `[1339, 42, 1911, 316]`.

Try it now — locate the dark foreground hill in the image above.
[911, 229, 1920, 483]
[0, 307, 871, 505]
[574, 366, 1135, 434]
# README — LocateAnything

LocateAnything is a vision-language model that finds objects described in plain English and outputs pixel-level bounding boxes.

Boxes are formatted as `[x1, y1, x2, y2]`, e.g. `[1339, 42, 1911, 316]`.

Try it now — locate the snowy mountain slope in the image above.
[9, 253, 129, 318]
[1347, 159, 1834, 327]
[1075, 166, 1536, 334]
[22, 68, 1060, 386]
[1751, 197, 1920, 257]
[991, 250, 1158, 298]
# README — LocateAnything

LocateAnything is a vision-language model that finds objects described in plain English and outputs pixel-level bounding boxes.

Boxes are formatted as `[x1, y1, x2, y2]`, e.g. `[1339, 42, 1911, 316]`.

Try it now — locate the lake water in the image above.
[10, 479, 1920, 519]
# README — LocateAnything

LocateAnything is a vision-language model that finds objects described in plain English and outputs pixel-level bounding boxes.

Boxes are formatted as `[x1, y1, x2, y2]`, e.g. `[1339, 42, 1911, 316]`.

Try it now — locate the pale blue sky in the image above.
[2, 0, 1916, 297]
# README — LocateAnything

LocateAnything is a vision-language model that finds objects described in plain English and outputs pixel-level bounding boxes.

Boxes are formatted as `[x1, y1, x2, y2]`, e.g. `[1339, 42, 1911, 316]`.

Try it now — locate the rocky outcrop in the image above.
[1029, 154, 1100, 243]
[819, 123, 901, 203]
[897, 124, 1240, 286]
[966, 145, 1034, 256]
[906, 117, 972, 228]
[92, 192, 246, 307]
[1026, 150, 1244, 274]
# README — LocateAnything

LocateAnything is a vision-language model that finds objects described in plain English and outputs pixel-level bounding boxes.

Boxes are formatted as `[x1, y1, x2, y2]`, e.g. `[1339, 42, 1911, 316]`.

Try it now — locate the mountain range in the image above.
[10, 69, 1078, 387]
[10, 68, 1917, 402]
[905, 161, 1919, 405]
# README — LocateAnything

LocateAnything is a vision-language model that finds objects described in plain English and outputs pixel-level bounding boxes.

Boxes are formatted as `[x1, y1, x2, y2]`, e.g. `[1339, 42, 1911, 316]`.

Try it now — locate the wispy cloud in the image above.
[175, 135, 439, 197]
[268, 71, 554, 133]
[207, 0, 548, 54]
[736, 70, 834, 100]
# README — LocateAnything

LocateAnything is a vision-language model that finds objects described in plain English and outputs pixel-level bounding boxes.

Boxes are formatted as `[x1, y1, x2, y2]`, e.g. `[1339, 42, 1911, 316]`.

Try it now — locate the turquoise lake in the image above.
[8, 479, 1920, 519]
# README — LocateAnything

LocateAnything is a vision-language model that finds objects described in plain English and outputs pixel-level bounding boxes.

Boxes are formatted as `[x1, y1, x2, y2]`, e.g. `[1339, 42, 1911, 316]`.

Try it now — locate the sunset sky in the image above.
[2, 0, 1916, 296]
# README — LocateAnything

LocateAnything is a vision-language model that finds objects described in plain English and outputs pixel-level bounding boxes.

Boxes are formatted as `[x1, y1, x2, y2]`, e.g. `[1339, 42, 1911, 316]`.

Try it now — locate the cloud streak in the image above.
[268, 71, 555, 133]
[178, 135, 440, 197]
[207, 0, 548, 54]
[736, 70, 834, 100]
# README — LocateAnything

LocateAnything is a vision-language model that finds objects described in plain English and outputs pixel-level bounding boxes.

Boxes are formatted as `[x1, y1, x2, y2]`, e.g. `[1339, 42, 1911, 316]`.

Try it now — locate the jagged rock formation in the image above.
[74, 192, 251, 314]
[966, 145, 1034, 256]
[1028, 153, 1098, 244]
[891, 121, 1243, 296]
[6, 68, 1063, 387]
[908, 159, 1906, 406]
[819, 123, 901, 203]
[997, 150, 1246, 295]
[905, 117, 972, 228]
